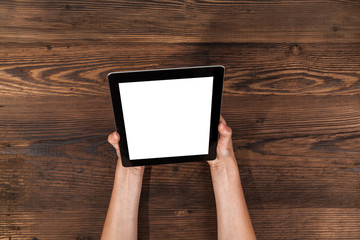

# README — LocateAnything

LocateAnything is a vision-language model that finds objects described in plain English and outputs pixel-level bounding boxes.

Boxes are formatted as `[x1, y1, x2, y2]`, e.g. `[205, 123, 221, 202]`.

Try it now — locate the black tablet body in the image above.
[108, 66, 224, 167]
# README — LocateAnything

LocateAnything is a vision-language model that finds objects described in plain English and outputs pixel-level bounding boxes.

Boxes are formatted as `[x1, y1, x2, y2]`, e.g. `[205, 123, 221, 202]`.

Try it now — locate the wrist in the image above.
[208, 156, 238, 173]
[115, 159, 144, 178]
[113, 160, 144, 197]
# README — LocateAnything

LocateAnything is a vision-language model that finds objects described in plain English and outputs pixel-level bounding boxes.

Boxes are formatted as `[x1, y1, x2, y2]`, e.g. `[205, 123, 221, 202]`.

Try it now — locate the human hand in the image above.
[102, 132, 144, 240]
[207, 116, 237, 170]
[207, 117, 256, 240]
[107, 131, 144, 177]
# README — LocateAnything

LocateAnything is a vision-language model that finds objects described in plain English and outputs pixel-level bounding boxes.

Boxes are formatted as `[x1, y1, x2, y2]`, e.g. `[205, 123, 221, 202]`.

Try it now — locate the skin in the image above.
[101, 116, 256, 240]
[208, 116, 256, 240]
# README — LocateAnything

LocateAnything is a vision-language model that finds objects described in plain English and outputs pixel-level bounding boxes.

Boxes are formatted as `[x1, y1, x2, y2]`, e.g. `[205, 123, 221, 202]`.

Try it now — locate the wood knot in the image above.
[332, 26, 339, 32]
[291, 44, 301, 56]
[10, 225, 21, 230]
[255, 118, 265, 125]
[175, 209, 192, 216]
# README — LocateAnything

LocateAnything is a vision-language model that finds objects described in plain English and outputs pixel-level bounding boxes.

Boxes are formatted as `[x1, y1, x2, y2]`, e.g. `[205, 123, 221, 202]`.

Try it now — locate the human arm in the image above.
[208, 116, 256, 240]
[101, 131, 145, 240]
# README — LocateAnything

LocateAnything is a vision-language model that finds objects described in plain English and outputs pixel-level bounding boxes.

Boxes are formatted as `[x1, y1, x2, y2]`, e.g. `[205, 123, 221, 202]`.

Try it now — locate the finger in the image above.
[220, 115, 227, 125]
[218, 121, 233, 150]
[108, 131, 121, 158]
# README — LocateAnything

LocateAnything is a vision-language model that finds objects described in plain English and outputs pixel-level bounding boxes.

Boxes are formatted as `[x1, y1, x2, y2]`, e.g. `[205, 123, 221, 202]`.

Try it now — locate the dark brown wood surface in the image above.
[1, 1, 359, 239]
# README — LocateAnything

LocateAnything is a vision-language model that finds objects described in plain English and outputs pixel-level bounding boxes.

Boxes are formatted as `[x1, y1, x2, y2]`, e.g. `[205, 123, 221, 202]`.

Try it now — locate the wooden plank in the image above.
[1, 43, 360, 96]
[0, 0, 359, 44]
[251, 208, 360, 240]
[2, 208, 359, 239]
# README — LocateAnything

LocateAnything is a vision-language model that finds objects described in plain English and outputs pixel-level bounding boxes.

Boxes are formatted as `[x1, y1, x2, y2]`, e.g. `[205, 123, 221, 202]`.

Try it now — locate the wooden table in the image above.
[1, 1, 359, 239]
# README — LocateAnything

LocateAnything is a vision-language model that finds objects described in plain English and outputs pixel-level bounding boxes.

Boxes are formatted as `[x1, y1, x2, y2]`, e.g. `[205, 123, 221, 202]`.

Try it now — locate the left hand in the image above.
[108, 131, 145, 177]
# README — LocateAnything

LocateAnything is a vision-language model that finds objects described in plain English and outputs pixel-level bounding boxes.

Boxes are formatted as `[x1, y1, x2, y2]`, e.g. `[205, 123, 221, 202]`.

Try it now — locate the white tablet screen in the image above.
[119, 76, 214, 160]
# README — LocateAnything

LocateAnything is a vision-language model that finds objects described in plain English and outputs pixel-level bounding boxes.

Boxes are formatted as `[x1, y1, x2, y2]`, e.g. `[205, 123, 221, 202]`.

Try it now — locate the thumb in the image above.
[216, 121, 234, 158]
[108, 131, 121, 158]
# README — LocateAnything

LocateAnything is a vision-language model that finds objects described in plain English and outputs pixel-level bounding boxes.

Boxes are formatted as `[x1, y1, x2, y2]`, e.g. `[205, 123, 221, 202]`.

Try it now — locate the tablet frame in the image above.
[108, 65, 224, 167]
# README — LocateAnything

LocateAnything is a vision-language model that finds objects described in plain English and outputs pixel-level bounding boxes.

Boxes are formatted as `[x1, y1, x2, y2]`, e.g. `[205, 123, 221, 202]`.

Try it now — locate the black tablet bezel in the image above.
[108, 65, 224, 167]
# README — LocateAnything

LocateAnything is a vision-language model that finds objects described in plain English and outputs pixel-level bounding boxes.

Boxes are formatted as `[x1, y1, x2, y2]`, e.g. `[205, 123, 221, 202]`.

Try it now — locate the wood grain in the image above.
[0, 0, 359, 44]
[1, 0, 360, 239]
[1, 43, 359, 96]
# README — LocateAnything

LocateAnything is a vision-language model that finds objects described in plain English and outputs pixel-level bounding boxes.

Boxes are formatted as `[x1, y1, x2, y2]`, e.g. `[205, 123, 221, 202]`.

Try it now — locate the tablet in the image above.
[108, 65, 224, 167]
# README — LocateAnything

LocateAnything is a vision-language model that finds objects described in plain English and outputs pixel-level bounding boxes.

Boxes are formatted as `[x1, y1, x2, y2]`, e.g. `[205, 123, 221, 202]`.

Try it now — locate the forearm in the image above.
[101, 162, 144, 240]
[210, 157, 256, 240]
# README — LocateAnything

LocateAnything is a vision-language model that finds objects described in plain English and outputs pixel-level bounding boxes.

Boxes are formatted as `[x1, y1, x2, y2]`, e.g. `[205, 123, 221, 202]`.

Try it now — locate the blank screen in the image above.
[119, 76, 213, 160]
